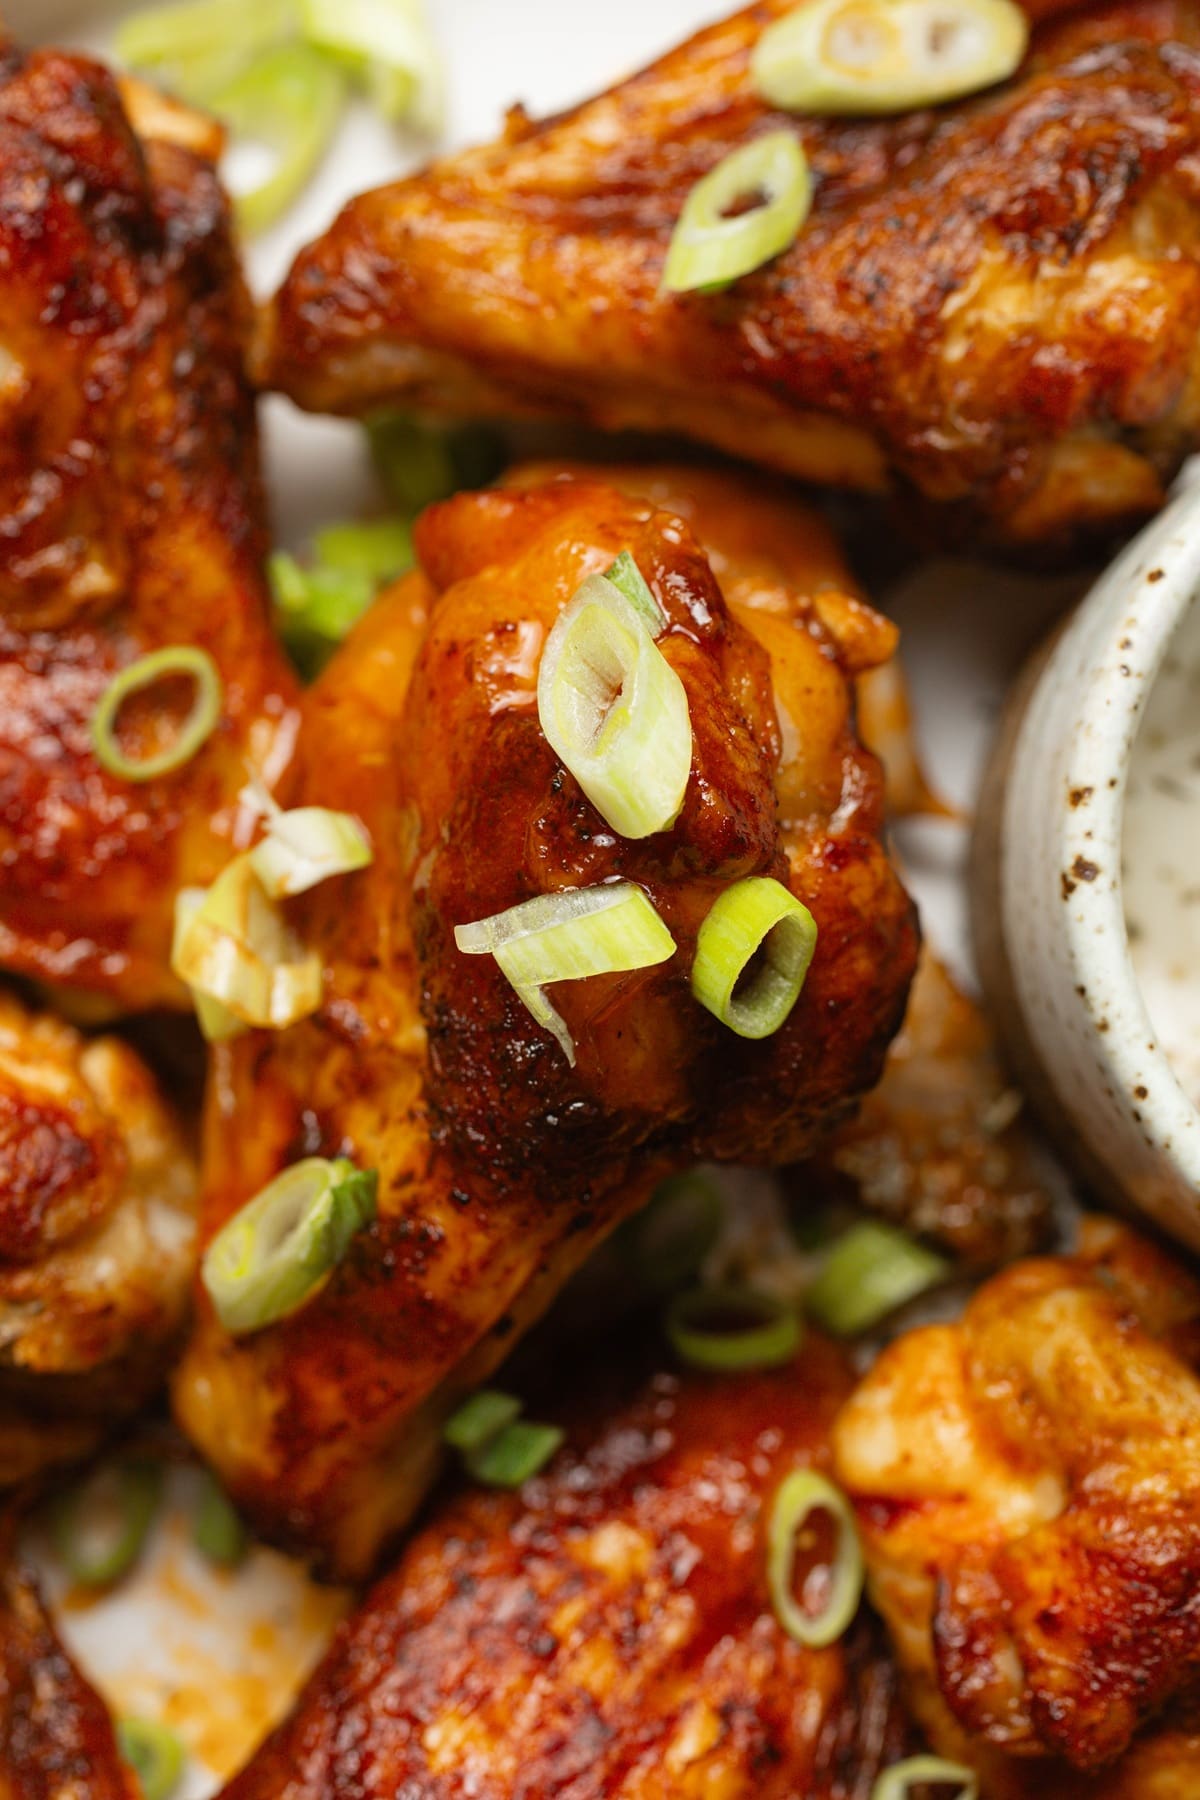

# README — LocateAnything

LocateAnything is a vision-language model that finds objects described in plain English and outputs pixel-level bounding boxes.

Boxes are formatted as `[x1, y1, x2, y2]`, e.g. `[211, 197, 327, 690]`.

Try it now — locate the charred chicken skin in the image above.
[267, 0, 1200, 546]
[0, 44, 298, 1011]
[173, 467, 918, 1578]
[832, 1218, 1200, 1795]
[222, 1332, 910, 1800]
[0, 990, 197, 1488]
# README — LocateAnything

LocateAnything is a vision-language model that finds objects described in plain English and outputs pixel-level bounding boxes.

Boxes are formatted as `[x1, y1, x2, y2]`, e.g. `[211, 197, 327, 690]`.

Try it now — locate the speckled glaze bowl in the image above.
[973, 472, 1200, 1252]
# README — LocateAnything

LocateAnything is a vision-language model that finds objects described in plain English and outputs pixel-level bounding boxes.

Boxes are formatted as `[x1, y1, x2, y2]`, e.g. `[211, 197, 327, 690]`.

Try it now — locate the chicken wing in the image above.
[0, 43, 299, 1011]
[172, 466, 918, 1576]
[221, 1331, 910, 1800]
[832, 1218, 1200, 1792]
[0, 990, 197, 1488]
[266, 0, 1200, 546]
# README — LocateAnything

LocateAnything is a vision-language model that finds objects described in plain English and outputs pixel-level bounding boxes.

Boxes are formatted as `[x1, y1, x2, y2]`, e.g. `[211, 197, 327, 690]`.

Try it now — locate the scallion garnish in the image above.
[661, 131, 811, 296]
[300, 0, 443, 132]
[691, 877, 817, 1040]
[212, 43, 347, 237]
[116, 0, 295, 102]
[603, 551, 664, 634]
[91, 647, 222, 784]
[665, 1285, 801, 1372]
[171, 854, 323, 1036]
[616, 1170, 723, 1296]
[249, 805, 372, 899]
[202, 1157, 378, 1336]
[454, 882, 676, 1067]
[443, 1389, 522, 1454]
[367, 414, 504, 512]
[751, 0, 1027, 116]
[465, 1420, 564, 1489]
[117, 1718, 186, 1800]
[192, 1469, 249, 1567]
[871, 1758, 979, 1800]
[766, 1468, 863, 1648]
[804, 1221, 949, 1337]
[313, 518, 414, 583]
[537, 572, 692, 840]
[50, 1459, 162, 1589]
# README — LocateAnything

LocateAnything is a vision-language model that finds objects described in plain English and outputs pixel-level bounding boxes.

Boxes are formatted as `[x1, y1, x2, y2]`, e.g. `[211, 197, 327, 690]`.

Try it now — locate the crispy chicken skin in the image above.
[222, 1333, 910, 1800]
[0, 1557, 132, 1800]
[267, 0, 1200, 545]
[0, 990, 197, 1488]
[0, 44, 299, 1010]
[832, 1219, 1200, 1793]
[173, 467, 918, 1577]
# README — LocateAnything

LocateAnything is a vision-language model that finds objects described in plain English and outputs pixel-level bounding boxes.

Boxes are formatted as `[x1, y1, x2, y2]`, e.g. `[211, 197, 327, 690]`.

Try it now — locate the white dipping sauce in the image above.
[1123, 597, 1200, 1103]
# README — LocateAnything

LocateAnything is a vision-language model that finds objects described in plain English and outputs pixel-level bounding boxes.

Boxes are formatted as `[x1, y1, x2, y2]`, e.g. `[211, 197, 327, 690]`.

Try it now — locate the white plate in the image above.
[5, 1, 1081, 1788]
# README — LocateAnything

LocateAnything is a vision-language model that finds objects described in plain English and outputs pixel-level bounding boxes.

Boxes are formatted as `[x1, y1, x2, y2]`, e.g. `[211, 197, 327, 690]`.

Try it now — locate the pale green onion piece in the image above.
[804, 1221, 950, 1337]
[872, 1757, 979, 1800]
[367, 414, 504, 511]
[666, 1285, 801, 1372]
[202, 1157, 377, 1336]
[171, 853, 322, 1032]
[269, 551, 376, 674]
[172, 889, 248, 1043]
[662, 130, 811, 295]
[207, 44, 346, 236]
[691, 876, 816, 1039]
[91, 647, 222, 784]
[192, 1470, 249, 1567]
[443, 1389, 522, 1454]
[617, 1170, 723, 1296]
[767, 1468, 863, 1648]
[300, 0, 443, 132]
[466, 1420, 564, 1488]
[312, 518, 413, 584]
[604, 551, 664, 634]
[117, 1718, 186, 1800]
[116, 0, 297, 103]
[752, 0, 1027, 116]
[454, 882, 676, 1067]
[50, 1459, 162, 1589]
[537, 574, 692, 839]
[250, 806, 372, 899]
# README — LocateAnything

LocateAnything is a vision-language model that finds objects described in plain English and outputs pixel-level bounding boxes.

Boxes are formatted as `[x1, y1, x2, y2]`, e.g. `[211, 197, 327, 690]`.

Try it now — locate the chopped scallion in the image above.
[604, 551, 664, 634]
[192, 1469, 249, 1567]
[312, 518, 414, 583]
[299, 0, 443, 133]
[465, 1420, 564, 1488]
[208, 43, 347, 237]
[91, 647, 222, 784]
[871, 1757, 979, 1800]
[804, 1221, 949, 1337]
[367, 414, 504, 512]
[116, 0, 296, 103]
[443, 1389, 522, 1454]
[250, 805, 372, 899]
[767, 1468, 863, 1647]
[50, 1459, 162, 1589]
[665, 1285, 801, 1372]
[171, 853, 323, 1034]
[117, 1718, 186, 1800]
[691, 876, 817, 1039]
[662, 130, 811, 295]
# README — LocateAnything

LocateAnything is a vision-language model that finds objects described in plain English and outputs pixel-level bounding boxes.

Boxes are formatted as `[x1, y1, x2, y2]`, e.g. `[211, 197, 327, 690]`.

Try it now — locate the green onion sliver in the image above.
[871, 1757, 979, 1800]
[300, 0, 443, 132]
[661, 130, 811, 296]
[604, 551, 664, 633]
[443, 1389, 522, 1454]
[116, 0, 295, 102]
[537, 573, 692, 839]
[751, 0, 1027, 116]
[691, 876, 816, 1040]
[91, 647, 222, 784]
[617, 1170, 724, 1296]
[50, 1459, 162, 1589]
[804, 1221, 949, 1338]
[192, 1469, 249, 1567]
[208, 43, 347, 237]
[767, 1468, 863, 1648]
[171, 853, 322, 1033]
[455, 882, 676, 1067]
[117, 1718, 186, 1800]
[202, 1157, 378, 1336]
[250, 805, 372, 899]
[466, 1420, 564, 1489]
[312, 518, 414, 584]
[666, 1285, 801, 1373]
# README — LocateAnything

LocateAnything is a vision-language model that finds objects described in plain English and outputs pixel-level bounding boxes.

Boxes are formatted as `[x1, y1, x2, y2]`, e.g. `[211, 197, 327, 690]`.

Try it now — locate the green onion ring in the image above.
[661, 130, 811, 296]
[191, 1469, 249, 1567]
[50, 1458, 162, 1589]
[767, 1467, 864, 1648]
[871, 1756, 979, 1800]
[91, 647, 222, 783]
[804, 1221, 950, 1337]
[465, 1420, 564, 1488]
[666, 1285, 802, 1372]
[604, 550, 664, 633]
[443, 1389, 523, 1454]
[691, 876, 817, 1039]
[117, 1718, 187, 1800]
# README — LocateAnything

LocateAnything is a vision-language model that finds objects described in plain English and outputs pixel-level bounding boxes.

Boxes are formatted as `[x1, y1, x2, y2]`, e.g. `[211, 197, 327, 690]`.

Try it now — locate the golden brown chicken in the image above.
[832, 1218, 1200, 1796]
[266, 0, 1200, 546]
[221, 1331, 910, 1800]
[0, 990, 197, 1488]
[0, 43, 299, 1012]
[172, 465, 918, 1577]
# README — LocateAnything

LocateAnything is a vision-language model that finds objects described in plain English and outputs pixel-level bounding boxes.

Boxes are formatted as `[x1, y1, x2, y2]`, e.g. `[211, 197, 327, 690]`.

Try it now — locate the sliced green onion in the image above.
[192, 1469, 249, 1567]
[208, 44, 346, 236]
[443, 1389, 522, 1454]
[91, 647, 222, 784]
[50, 1459, 162, 1589]
[116, 0, 296, 103]
[872, 1757, 979, 1800]
[666, 1285, 801, 1372]
[202, 1157, 377, 1336]
[117, 1719, 186, 1800]
[537, 574, 692, 839]
[752, 0, 1027, 116]
[171, 853, 322, 1032]
[454, 882, 676, 1067]
[604, 551, 664, 634]
[312, 518, 413, 584]
[172, 889, 248, 1043]
[300, 0, 443, 132]
[804, 1221, 949, 1337]
[617, 1170, 724, 1296]
[767, 1469, 863, 1648]
[691, 876, 816, 1039]
[250, 806, 372, 899]
[367, 414, 504, 511]
[662, 131, 811, 296]
[465, 1420, 564, 1488]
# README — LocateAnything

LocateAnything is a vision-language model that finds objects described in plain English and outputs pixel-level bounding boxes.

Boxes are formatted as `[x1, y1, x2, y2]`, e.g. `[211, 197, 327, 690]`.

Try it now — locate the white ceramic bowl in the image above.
[974, 472, 1200, 1252]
